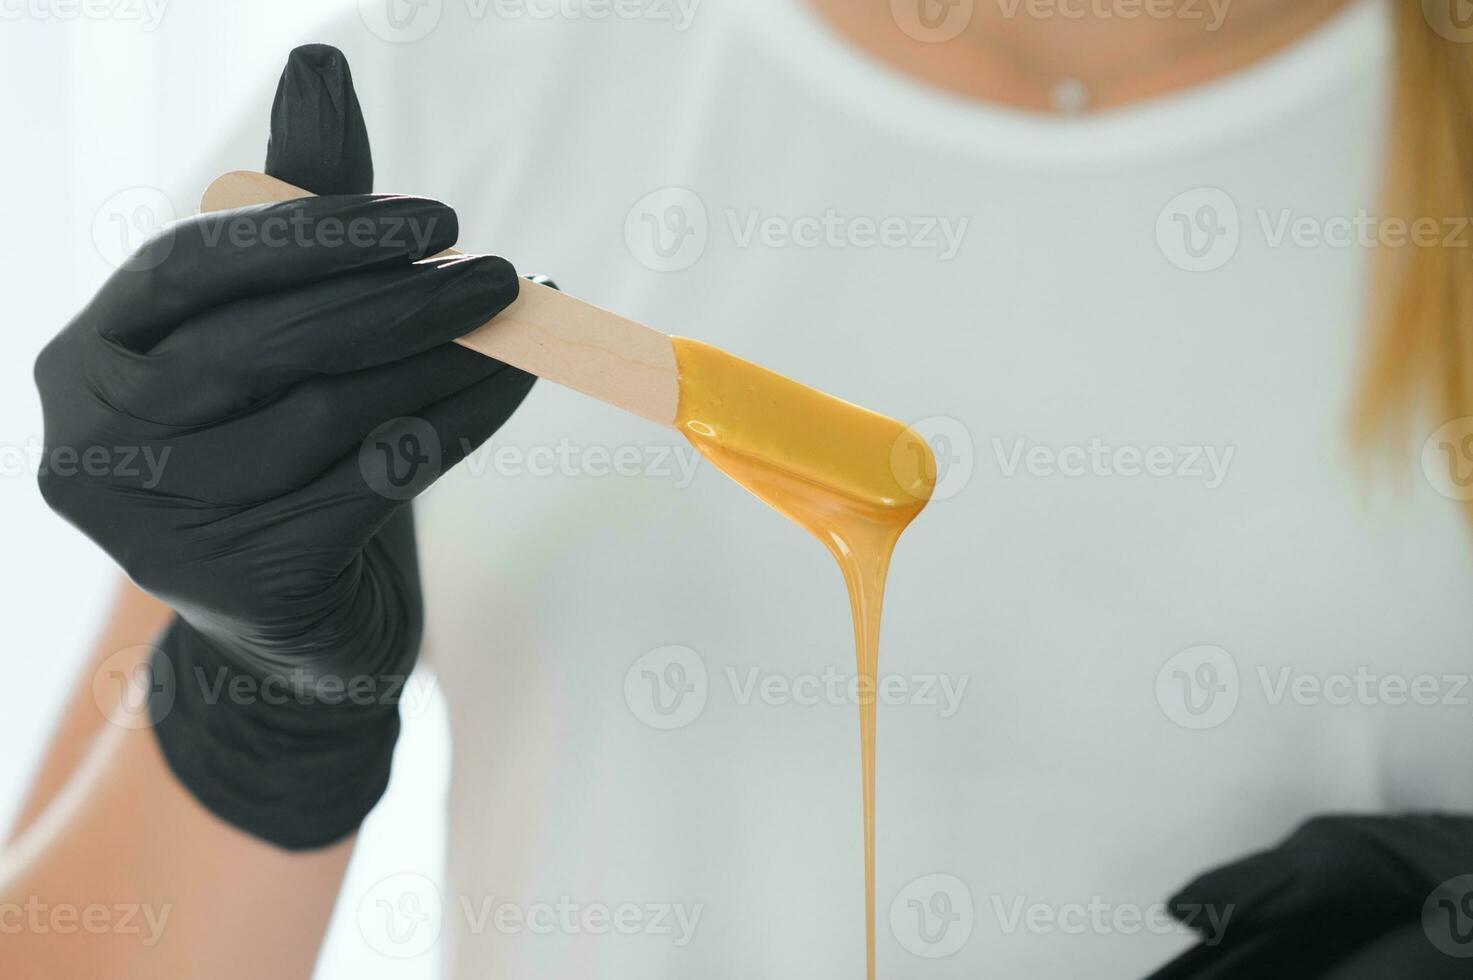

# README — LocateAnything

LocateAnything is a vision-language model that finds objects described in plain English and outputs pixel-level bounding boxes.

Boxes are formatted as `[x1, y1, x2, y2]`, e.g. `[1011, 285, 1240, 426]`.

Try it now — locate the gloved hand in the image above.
[33, 44, 534, 849]
[1147, 813, 1473, 978]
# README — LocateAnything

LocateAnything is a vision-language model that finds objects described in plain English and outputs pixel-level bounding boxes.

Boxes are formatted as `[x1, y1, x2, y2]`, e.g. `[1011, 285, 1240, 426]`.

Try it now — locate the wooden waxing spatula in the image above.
[201, 170, 936, 511]
[202, 170, 680, 427]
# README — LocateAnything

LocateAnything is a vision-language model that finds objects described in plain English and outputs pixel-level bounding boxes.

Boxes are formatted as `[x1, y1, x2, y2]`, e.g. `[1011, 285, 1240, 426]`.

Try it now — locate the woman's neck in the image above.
[805, 0, 1357, 112]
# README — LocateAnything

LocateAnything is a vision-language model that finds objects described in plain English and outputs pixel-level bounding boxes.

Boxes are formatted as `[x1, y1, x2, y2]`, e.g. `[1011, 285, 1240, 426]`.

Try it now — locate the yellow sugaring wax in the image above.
[672, 338, 935, 980]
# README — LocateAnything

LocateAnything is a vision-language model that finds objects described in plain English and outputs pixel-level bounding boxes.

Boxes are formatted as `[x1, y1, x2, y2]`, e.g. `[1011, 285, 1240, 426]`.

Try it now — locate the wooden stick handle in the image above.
[200, 171, 680, 428]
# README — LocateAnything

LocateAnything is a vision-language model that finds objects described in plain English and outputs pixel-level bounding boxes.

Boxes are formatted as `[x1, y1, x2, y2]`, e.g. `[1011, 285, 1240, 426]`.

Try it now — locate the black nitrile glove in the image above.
[34, 44, 534, 849]
[1147, 814, 1473, 979]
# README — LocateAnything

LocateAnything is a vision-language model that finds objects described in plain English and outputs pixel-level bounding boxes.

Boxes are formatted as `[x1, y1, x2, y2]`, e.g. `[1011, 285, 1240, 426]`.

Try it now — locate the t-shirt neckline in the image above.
[731, 0, 1387, 166]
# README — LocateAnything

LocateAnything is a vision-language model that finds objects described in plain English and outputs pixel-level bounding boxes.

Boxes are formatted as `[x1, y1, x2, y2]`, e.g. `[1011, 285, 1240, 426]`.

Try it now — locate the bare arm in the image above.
[7, 580, 169, 839]
[0, 581, 352, 980]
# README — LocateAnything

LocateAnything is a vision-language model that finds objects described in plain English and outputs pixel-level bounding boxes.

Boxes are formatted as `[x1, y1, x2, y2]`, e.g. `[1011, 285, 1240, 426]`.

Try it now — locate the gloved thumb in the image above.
[265, 43, 373, 195]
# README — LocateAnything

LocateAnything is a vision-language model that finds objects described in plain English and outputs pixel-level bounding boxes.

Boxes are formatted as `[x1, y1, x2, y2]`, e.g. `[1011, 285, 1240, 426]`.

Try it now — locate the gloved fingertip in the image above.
[431, 253, 522, 324]
[266, 43, 373, 195]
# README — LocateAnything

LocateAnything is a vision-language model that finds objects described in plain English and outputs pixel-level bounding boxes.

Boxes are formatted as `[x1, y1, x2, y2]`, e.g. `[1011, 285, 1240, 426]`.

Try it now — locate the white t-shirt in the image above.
[331, 0, 1473, 975]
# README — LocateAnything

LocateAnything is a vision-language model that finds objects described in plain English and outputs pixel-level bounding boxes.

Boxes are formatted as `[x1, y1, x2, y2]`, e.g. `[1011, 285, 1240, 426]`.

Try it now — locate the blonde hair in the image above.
[1356, 4, 1473, 511]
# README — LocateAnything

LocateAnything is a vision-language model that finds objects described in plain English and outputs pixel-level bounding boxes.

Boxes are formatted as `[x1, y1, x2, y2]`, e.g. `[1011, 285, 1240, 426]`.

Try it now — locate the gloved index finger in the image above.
[95, 192, 459, 352]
